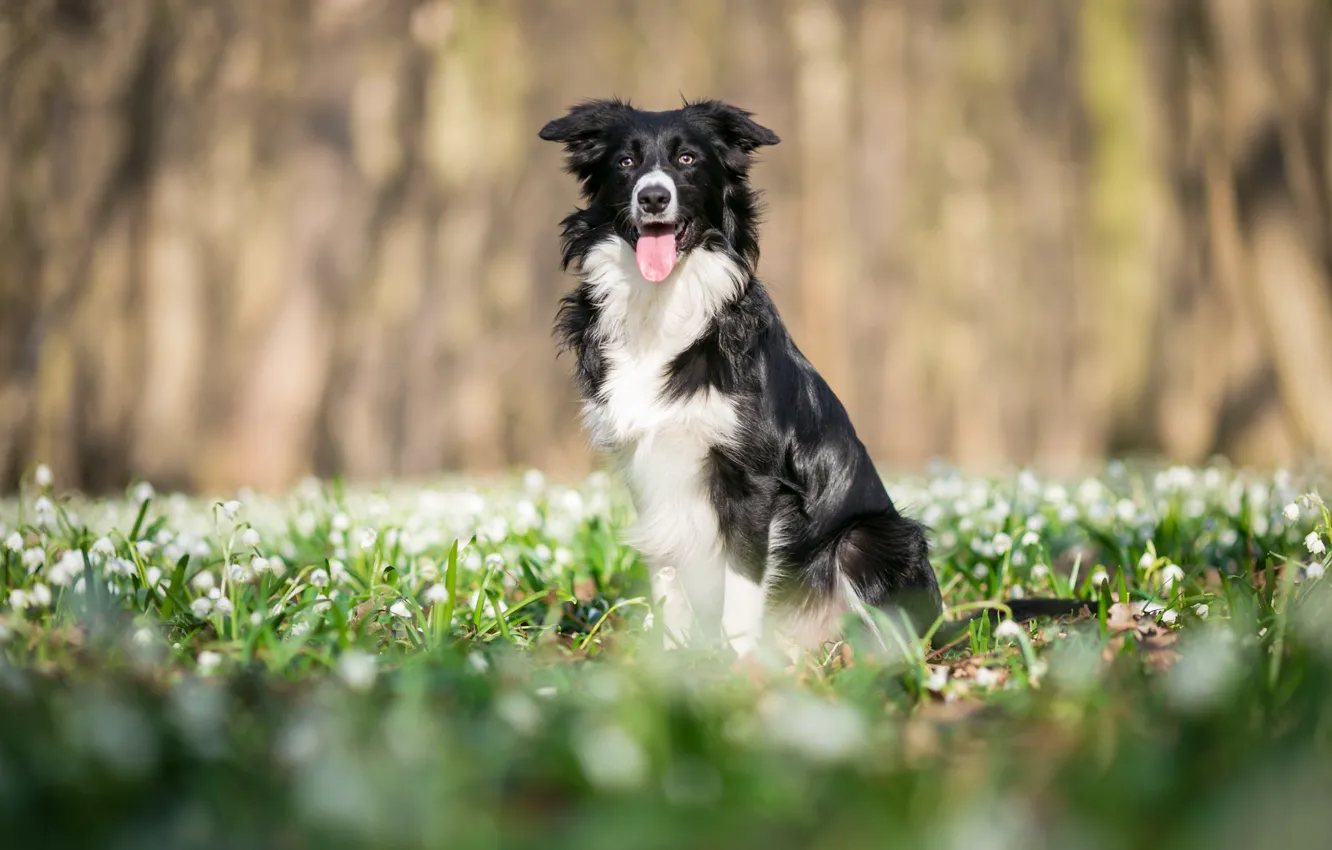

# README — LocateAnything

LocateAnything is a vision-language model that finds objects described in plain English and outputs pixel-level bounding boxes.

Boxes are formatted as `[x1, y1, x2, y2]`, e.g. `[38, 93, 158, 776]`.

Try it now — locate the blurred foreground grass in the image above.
[3, 462, 1332, 850]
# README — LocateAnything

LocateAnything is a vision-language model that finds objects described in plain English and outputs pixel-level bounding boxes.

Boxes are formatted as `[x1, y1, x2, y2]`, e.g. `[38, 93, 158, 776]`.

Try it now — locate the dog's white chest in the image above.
[577, 240, 745, 567]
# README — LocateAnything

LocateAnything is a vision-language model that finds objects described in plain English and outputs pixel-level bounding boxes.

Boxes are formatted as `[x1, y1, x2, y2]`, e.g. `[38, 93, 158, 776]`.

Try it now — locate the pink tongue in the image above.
[635, 226, 677, 283]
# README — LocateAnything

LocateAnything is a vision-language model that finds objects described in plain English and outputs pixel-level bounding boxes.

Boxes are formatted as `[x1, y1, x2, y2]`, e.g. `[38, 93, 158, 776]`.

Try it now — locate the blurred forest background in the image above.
[2, 0, 1331, 494]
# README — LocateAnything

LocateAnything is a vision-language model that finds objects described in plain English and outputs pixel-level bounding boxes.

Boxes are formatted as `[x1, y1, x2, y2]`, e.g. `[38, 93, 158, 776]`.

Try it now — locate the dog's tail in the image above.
[927, 597, 1093, 651]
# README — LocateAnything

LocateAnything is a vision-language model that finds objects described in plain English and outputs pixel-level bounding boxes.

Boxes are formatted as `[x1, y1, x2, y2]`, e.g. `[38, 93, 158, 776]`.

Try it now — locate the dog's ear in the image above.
[684, 100, 780, 172]
[538, 99, 630, 171]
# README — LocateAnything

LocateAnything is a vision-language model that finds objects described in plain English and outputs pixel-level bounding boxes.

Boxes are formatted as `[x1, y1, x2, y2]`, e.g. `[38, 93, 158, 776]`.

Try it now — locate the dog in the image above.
[539, 97, 1086, 658]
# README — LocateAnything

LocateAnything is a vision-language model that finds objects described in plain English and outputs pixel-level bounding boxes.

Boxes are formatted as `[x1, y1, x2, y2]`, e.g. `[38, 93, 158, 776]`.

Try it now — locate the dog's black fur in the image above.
[540, 97, 1086, 650]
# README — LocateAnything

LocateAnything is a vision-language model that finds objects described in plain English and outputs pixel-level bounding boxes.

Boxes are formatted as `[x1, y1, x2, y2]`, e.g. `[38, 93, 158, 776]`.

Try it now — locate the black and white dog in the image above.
[540, 98, 1084, 658]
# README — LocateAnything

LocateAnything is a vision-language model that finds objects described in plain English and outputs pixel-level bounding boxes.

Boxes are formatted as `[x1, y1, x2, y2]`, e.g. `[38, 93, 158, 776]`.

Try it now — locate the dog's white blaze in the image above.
[579, 236, 746, 646]
[631, 168, 678, 223]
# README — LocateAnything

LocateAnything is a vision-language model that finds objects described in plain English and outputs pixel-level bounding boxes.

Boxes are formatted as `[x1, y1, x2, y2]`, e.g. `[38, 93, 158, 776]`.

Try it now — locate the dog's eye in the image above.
[677, 153, 696, 166]
[618, 156, 635, 168]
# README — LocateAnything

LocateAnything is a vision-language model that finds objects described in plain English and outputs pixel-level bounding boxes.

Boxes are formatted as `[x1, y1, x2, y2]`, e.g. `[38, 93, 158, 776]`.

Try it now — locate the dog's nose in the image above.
[637, 187, 671, 215]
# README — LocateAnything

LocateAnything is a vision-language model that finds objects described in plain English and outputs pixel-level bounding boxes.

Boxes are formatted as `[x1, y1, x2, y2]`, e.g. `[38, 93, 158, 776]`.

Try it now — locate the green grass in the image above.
[3, 461, 1332, 849]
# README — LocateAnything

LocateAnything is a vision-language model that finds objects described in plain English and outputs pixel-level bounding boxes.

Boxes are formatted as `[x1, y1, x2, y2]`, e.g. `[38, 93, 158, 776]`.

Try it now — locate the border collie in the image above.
[539, 97, 1086, 658]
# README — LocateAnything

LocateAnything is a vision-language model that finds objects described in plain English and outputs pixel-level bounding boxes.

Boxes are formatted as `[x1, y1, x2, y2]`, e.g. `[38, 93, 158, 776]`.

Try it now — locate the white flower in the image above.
[190, 571, 216, 592]
[973, 667, 1002, 688]
[145, 567, 162, 586]
[337, 651, 377, 691]
[48, 551, 83, 586]
[135, 540, 154, 558]
[250, 612, 263, 625]
[215, 597, 234, 616]
[424, 584, 450, 604]
[389, 601, 412, 618]
[90, 536, 115, 562]
[34, 464, 53, 488]
[1283, 503, 1301, 522]
[1306, 533, 1326, 556]
[207, 587, 221, 600]
[973, 564, 990, 578]
[1030, 563, 1050, 581]
[22, 547, 45, 573]
[132, 627, 155, 646]
[1091, 569, 1109, 587]
[239, 527, 261, 547]
[33, 496, 55, 526]
[30, 583, 52, 607]
[1161, 609, 1178, 625]
[8, 589, 29, 610]
[523, 469, 546, 495]
[190, 597, 213, 617]
[1305, 562, 1325, 581]
[309, 568, 330, 588]
[1193, 603, 1209, 619]
[993, 619, 1024, 640]
[1160, 564, 1185, 589]
[197, 650, 222, 674]
[331, 512, 351, 532]
[133, 481, 155, 503]
[249, 556, 270, 575]
[926, 666, 950, 692]
[1138, 552, 1154, 569]
[328, 559, 347, 582]
[484, 552, 504, 570]
[313, 595, 332, 613]
[1020, 531, 1039, 548]
[356, 528, 377, 550]
[220, 500, 242, 520]
[4, 532, 23, 552]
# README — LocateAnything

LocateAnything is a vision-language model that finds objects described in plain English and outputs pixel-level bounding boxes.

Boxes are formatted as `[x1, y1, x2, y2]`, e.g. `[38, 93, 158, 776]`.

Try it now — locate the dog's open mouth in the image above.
[635, 220, 689, 283]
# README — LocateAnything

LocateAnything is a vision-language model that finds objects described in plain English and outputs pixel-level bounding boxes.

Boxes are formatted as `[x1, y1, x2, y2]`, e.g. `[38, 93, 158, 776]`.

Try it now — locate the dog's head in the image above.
[539, 98, 780, 282]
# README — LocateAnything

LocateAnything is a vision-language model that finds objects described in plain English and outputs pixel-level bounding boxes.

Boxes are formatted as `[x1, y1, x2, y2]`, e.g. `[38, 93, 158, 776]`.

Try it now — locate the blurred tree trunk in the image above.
[1, 0, 1330, 494]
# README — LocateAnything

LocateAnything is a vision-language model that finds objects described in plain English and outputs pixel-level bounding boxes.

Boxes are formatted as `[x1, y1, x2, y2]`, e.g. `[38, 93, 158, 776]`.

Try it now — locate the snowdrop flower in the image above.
[1030, 563, 1050, 581]
[423, 584, 450, 604]
[249, 556, 270, 575]
[133, 481, 155, 503]
[8, 589, 29, 610]
[356, 527, 377, 550]
[1058, 504, 1079, 523]
[207, 587, 221, 600]
[992, 532, 1013, 555]
[1193, 603, 1209, 619]
[312, 595, 332, 613]
[4, 532, 22, 553]
[49, 551, 84, 586]
[250, 612, 263, 626]
[88, 536, 115, 563]
[1160, 564, 1185, 590]
[1306, 533, 1326, 556]
[1284, 503, 1301, 522]
[135, 540, 154, 558]
[1305, 562, 1325, 581]
[1020, 531, 1040, 549]
[34, 464, 53, 488]
[239, 527, 260, 548]
[484, 553, 504, 570]
[994, 619, 1024, 640]
[190, 571, 216, 592]
[523, 468, 546, 495]
[1091, 569, 1109, 587]
[215, 598, 234, 616]
[973, 564, 990, 579]
[337, 650, 377, 692]
[331, 512, 351, 532]
[1161, 609, 1179, 625]
[389, 601, 412, 618]
[34, 496, 56, 527]
[1138, 552, 1154, 569]
[196, 650, 222, 674]
[295, 512, 317, 537]
[926, 666, 950, 692]
[309, 568, 330, 588]
[973, 667, 1002, 688]
[220, 500, 242, 520]
[22, 547, 45, 573]
[30, 583, 52, 607]
[190, 597, 213, 618]
[328, 559, 347, 583]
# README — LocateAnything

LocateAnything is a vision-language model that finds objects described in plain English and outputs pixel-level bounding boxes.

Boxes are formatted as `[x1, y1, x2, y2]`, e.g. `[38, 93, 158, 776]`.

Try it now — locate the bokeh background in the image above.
[2, 0, 1330, 495]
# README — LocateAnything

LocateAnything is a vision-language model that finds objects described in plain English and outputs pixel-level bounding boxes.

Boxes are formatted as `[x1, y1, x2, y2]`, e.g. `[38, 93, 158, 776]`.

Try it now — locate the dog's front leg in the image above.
[722, 568, 766, 657]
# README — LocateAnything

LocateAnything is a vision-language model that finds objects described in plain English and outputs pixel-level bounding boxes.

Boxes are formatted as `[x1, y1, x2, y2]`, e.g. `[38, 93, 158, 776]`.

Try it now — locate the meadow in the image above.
[2, 460, 1332, 850]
